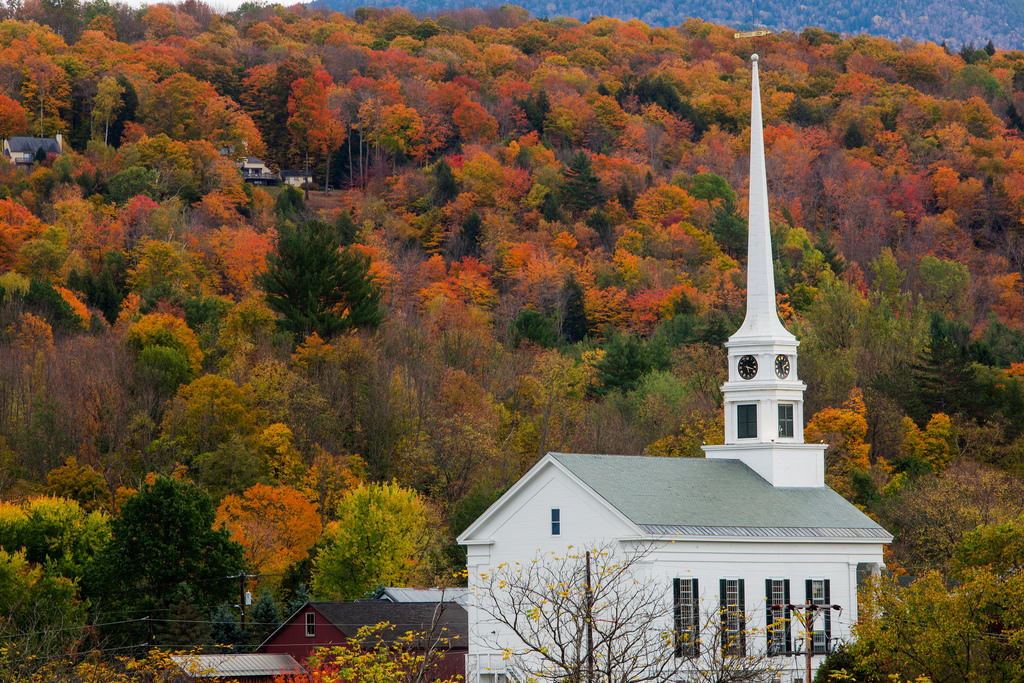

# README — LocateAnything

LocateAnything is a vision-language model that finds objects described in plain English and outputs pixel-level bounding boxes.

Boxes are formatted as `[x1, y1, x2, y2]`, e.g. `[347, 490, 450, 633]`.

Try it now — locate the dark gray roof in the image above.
[312, 601, 468, 643]
[6, 136, 60, 154]
[549, 453, 890, 538]
[280, 169, 311, 177]
[170, 653, 304, 677]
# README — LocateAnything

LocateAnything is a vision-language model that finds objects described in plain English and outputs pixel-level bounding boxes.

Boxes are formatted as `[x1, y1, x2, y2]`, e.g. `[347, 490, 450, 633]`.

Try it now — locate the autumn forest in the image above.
[3, 0, 1024, 679]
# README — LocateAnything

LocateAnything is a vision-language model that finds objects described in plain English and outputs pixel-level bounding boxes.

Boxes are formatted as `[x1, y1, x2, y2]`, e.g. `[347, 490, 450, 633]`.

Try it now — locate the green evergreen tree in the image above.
[159, 583, 209, 648]
[336, 209, 359, 246]
[248, 589, 281, 646]
[616, 180, 635, 212]
[256, 220, 383, 340]
[562, 151, 602, 213]
[509, 310, 558, 348]
[560, 274, 587, 344]
[541, 190, 562, 222]
[274, 185, 305, 220]
[210, 602, 244, 652]
[590, 328, 651, 395]
[432, 157, 458, 205]
[450, 209, 483, 259]
[814, 229, 846, 275]
[587, 208, 615, 251]
[66, 250, 128, 323]
[842, 120, 865, 149]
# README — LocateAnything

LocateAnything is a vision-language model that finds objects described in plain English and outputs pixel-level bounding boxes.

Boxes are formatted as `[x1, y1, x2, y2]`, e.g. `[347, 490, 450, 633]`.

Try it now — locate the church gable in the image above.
[457, 455, 640, 546]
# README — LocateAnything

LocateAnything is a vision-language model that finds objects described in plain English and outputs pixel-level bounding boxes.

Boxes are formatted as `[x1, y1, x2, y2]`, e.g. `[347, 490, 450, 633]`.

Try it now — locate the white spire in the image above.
[704, 54, 824, 488]
[731, 54, 794, 344]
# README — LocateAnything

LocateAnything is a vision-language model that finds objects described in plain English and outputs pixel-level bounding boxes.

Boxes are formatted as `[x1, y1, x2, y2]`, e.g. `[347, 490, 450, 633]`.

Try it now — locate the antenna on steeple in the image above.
[733, 0, 772, 39]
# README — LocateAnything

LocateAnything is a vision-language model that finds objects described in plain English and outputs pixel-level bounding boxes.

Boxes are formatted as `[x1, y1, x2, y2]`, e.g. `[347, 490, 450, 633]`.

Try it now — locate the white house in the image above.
[458, 54, 891, 683]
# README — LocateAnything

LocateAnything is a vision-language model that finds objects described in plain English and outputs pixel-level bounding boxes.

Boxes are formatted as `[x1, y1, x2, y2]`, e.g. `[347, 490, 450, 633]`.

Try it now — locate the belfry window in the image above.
[737, 404, 757, 439]
[778, 404, 794, 438]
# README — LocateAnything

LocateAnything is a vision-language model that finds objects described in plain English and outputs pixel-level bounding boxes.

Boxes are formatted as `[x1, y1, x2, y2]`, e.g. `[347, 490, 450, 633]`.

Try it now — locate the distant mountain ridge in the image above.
[310, 0, 1024, 50]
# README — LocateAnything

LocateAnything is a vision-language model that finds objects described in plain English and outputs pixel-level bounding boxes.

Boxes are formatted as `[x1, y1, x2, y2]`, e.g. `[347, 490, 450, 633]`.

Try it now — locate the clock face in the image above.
[775, 354, 791, 379]
[738, 355, 758, 380]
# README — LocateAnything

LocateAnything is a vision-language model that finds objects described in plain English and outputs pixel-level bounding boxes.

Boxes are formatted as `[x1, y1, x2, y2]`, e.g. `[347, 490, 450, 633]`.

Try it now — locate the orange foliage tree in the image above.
[215, 483, 321, 575]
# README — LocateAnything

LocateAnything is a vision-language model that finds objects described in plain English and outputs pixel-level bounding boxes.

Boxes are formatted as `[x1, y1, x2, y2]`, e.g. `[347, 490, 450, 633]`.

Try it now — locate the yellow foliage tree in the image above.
[124, 312, 204, 376]
[257, 423, 303, 484]
[900, 413, 955, 473]
[805, 389, 873, 498]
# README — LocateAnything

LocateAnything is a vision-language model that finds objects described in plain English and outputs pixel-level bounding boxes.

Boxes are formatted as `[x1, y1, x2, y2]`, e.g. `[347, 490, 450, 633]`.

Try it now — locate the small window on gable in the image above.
[305, 611, 315, 637]
[778, 404, 794, 438]
[551, 508, 560, 535]
[737, 404, 757, 439]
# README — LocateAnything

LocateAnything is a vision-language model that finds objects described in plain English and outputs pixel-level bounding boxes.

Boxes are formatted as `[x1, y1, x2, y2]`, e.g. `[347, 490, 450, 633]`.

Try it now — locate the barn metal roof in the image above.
[170, 653, 304, 678]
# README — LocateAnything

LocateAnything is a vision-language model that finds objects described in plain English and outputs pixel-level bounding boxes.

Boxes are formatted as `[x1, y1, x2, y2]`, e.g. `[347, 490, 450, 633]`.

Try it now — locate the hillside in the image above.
[314, 0, 1024, 49]
[3, 1, 1024, 676]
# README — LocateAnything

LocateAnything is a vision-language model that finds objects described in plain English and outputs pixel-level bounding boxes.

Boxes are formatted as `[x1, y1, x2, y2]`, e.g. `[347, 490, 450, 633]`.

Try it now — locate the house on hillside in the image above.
[280, 169, 313, 188]
[169, 653, 303, 682]
[259, 600, 467, 680]
[2, 134, 63, 166]
[458, 54, 892, 683]
[239, 157, 279, 185]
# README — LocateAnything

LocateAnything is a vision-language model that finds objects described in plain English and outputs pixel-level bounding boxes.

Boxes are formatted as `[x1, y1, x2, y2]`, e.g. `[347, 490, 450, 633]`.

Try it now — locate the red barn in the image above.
[259, 601, 467, 680]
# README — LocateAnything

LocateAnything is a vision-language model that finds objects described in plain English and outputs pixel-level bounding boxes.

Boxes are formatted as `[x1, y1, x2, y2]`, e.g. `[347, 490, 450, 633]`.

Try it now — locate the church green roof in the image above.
[549, 453, 890, 539]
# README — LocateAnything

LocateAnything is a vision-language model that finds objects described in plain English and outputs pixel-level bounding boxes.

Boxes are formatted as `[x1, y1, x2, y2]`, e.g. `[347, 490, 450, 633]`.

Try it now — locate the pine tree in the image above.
[256, 220, 383, 340]
[432, 157, 458, 205]
[562, 151, 602, 213]
[248, 589, 281, 647]
[560, 275, 587, 344]
[210, 602, 244, 652]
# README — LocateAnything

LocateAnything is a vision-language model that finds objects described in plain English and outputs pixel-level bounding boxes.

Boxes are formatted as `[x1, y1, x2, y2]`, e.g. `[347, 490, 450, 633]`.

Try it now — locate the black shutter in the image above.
[673, 578, 682, 658]
[765, 579, 774, 655]
[737, 579, 746, 655]
[784, 579, 792, 654]
[690, 578, 699, 636]
[719, 579, 727, 652]
[805, 579, 812, 605]
[823, 579, 832, 652]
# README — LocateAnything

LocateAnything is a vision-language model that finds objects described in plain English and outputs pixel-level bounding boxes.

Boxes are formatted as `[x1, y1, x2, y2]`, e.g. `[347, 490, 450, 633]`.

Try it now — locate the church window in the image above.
[719, 578, 745, 656]
[673, 578, 699, 658]
[551, 508, 560, 535]
[807, 579, 831, 654]
[765, 579, 790, 655]
[778, 404, 794, 438]
[737, 405, 757, 439]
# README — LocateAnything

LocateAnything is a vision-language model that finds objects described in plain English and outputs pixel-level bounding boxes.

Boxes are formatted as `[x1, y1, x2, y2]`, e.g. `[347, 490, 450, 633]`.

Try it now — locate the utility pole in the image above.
[772, 601, 841, 683]
[239, 573, 249, 632]
[585, 551, 594, 683]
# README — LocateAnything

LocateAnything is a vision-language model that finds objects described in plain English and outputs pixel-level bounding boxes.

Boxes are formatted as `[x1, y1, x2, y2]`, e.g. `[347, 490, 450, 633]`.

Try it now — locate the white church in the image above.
[458, 55, 891, 683]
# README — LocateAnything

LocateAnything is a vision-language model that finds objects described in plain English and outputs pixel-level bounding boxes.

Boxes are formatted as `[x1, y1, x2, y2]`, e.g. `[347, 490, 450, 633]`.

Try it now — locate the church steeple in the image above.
[732, 54, 796, 345]
[703, 54, 826, 488]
